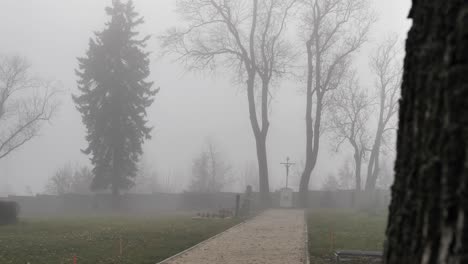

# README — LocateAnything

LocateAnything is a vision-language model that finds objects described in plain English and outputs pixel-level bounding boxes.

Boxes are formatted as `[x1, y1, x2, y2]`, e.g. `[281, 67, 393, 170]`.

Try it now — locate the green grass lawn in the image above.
[307, 209, 387, 264]
[0, 215, 239, 264]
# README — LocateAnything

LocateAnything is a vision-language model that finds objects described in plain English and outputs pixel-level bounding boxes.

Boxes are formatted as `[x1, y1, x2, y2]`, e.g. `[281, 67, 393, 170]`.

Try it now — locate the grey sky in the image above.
[0, 0, 411, 195]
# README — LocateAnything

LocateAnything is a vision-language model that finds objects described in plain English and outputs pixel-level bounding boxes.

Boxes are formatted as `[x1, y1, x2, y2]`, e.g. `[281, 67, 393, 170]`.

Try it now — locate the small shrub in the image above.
[0, 201, 19, 225]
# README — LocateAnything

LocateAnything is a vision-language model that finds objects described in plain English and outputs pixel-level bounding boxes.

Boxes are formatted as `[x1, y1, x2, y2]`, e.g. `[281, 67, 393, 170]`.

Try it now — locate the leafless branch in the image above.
[0, 55, 60, 160]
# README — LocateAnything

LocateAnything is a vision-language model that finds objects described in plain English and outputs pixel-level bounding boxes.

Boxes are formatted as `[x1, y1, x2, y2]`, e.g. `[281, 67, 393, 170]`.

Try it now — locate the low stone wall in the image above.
[1, 192, 242, 217]
[0, 190, 390, 217]
[302, 189, 391, 210]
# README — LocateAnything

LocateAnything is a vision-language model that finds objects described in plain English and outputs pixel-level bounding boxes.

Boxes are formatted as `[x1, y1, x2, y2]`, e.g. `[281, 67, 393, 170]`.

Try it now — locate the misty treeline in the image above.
[44, 138, 246, 195]
[0, 0, 403, 207]
[45, 164, 93, 195]
[45, 161, 162, 195]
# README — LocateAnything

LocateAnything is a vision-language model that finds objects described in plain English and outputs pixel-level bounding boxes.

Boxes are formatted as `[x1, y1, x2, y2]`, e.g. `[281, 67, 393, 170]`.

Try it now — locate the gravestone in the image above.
[240, 185, 253, 216]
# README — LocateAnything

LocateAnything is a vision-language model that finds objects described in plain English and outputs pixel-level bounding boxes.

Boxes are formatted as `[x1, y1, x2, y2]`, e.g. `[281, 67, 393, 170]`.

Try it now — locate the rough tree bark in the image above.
[384, 0, 468, 263]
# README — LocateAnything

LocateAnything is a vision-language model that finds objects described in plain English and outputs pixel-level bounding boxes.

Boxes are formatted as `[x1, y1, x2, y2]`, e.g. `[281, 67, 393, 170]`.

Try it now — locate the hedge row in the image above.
[0, 201, 19, 225]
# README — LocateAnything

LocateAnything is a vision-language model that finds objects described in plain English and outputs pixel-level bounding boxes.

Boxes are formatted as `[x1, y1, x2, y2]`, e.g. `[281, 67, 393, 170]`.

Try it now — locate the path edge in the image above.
[155, 213, 259, 264]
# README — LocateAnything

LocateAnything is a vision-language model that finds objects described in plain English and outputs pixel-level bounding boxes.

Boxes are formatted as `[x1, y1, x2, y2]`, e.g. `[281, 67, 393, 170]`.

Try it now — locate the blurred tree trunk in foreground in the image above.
[384, 0, 468, 263]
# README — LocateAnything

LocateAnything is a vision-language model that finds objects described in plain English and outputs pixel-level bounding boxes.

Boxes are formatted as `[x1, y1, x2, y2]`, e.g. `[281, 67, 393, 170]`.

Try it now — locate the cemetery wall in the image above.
[0, 189, 390, 217]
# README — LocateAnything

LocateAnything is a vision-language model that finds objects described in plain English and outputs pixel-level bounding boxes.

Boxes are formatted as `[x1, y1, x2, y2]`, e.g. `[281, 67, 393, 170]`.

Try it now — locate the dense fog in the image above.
[0, 0, 410, 196]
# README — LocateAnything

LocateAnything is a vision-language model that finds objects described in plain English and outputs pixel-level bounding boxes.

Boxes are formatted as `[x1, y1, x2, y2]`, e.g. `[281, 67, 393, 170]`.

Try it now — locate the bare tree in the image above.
[0, 55, 58, 160]
[322, 174, 339, 191]
[364, 35, 401, 191]
[161, 169, 180, 193]
[190, 152, 211, 192]
[298, 0, 374, 205]
[322, 160, 353, 191]
[132, 157, 160, 193]
[161, 0, 297, 206]
[330, 74, 371, 191]
[337, 158, 354, 190]
[45, 164, 93, 195]
[70, 166, 93, 194]
[45, 164, 74, 195]
[189, 139, 232, 193]
[206, 139, 233, 191]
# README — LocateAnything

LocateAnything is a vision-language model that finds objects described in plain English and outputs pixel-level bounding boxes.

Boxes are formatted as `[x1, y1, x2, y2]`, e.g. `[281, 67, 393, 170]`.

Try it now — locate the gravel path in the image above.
[160, 209, 307, 264]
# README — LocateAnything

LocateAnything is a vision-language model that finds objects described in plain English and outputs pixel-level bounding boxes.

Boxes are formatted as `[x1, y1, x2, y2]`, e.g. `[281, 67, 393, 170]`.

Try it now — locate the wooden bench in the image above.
[334, 250, 383, 263]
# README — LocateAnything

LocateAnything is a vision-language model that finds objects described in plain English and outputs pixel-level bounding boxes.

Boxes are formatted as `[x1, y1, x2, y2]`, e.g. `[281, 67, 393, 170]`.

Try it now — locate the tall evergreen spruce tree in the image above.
[74, 0, 157, 203]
